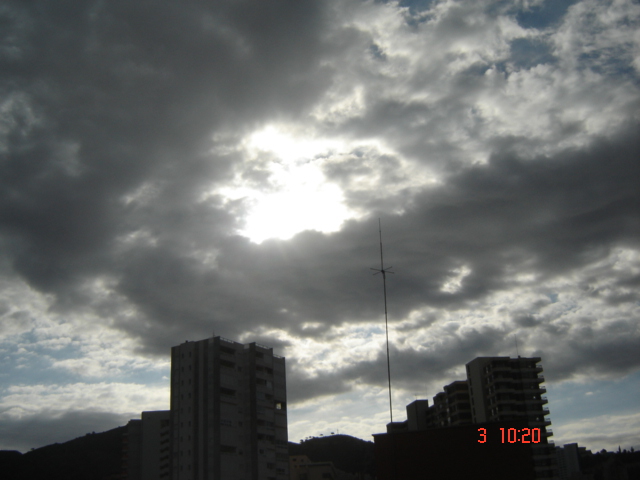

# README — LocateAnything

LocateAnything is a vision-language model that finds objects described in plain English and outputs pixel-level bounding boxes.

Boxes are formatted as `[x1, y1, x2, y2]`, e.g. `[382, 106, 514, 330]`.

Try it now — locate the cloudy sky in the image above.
[1, 0, 639, 454]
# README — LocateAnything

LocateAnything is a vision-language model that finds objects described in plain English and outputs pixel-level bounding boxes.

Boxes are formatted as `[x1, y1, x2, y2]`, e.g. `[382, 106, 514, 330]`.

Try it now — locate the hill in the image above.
[288, 434, 376, 477]
[0, 428, 375, 479]
[0, 426, 125, 480]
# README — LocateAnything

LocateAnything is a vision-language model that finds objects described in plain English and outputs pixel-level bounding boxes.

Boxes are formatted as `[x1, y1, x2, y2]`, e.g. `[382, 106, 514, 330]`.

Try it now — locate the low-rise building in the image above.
[289, 455, 338, 480]
[124, 410, 170, 480]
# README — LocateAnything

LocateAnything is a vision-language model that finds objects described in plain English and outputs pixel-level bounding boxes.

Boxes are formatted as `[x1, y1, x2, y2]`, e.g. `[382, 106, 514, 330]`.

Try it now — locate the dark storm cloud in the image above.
[98, 122, 640, 370]
[541, 317, 640, 382]
[338, 324, 505, 388]
[0, 0, 332, 299]
[108, 123, 640, 392]
[286, 358, 352, 403]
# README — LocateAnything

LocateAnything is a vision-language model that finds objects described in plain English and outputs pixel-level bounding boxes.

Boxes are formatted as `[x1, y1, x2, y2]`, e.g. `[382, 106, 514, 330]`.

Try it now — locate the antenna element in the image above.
[370, 218, 395, 423]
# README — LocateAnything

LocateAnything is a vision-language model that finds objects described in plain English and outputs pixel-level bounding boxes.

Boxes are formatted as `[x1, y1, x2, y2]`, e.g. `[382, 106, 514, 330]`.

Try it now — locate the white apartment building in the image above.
[170, 336, 288, 480]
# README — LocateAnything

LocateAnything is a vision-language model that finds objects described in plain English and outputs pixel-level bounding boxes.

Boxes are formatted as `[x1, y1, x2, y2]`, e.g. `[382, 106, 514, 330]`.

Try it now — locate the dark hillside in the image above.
[0, 426, 125, 480]
[2, 427, 377, 479]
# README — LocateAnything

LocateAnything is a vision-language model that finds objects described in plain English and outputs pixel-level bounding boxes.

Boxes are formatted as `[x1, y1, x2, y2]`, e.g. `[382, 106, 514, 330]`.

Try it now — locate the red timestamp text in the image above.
[477, 427, 542, 444]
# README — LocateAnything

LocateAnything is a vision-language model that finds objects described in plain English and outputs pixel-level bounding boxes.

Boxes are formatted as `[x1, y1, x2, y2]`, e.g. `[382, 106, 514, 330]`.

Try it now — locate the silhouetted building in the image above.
[406, 399, 428, 431]
[375, 420, 537, 480]
[556, 443, 587, 480]
[424, 380, 473, 428]
[170, 336, 288, 480]
[386, 356, 558, 479]
[289, 454, 338, 480]
[124, 410, 170, 480]
[466, 357, 551, 435]
[466, 356, 557, 479]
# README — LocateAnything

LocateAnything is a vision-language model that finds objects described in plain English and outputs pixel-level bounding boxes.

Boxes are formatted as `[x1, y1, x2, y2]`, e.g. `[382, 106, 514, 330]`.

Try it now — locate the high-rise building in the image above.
[465, 356, 557, 480]
[170, 336, 288, 480]
[465, 357, 551, 439]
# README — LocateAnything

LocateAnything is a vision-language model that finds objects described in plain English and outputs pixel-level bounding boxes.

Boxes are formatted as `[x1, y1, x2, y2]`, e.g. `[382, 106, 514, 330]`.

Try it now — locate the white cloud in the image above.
[555, 411, 640, 450]
[0, 382, 169, 420]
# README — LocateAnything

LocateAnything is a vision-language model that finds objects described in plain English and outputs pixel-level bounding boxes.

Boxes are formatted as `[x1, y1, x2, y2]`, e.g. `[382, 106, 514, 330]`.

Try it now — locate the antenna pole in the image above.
[371, 218, 394, 424]
[515, 334, 520, 357]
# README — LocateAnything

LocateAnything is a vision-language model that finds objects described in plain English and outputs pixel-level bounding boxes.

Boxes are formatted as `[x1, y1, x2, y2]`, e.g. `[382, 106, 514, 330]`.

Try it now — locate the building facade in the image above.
[466, 357, 550, 431]
[170, 336, 288, 480]
[466, 357, 557, 479]
[375, 420, 537, 480]
[386, 356, 558, 479]
[124, 410, 171, 480]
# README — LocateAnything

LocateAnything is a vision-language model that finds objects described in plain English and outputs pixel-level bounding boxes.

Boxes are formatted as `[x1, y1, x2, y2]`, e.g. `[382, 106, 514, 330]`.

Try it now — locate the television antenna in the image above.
[371, 218, 395, 423]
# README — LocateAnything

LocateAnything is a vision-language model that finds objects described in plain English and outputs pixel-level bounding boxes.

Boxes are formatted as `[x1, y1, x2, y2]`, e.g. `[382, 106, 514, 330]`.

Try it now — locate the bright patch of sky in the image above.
[220, 125, 399, 243]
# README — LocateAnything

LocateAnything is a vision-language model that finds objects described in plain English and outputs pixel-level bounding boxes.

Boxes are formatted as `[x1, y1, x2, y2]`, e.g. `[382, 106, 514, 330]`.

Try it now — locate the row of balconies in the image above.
[486, 383, 547, 395]
[489, 403, 550, 416]
[487, 362, 542, 373]
[487, 393, 547, 403]
[486, 374, 545, 387]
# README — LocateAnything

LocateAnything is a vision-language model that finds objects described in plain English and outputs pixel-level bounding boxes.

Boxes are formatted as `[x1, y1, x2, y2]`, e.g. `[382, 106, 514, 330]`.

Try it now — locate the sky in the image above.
[0, 0, 639, 454]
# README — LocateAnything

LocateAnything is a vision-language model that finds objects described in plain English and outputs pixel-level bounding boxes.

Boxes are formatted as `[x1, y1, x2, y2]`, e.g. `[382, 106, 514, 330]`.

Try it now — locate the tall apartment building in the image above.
[466, 357, 551, 437]
[466, 356, 557, 479]
[170, 336, 288, 480]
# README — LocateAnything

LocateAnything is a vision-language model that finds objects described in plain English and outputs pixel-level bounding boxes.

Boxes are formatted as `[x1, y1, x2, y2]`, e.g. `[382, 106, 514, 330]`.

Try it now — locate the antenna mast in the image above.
[371, 218, 394, 423]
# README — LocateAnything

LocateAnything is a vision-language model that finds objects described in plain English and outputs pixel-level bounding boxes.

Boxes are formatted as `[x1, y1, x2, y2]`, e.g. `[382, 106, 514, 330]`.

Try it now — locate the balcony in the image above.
[489, 363, 512, 373]
[528, 417, 552, 428]
[524, 397, 548, 407]
[523, 385, 546, 394]
[518, 364, 543, 374]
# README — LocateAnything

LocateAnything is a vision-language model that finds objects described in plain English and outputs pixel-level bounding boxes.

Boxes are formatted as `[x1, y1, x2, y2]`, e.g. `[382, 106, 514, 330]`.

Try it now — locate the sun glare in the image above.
[241, 166, 352, 243]
[219, 125, 359, 243]
[248, 125, 342, 164]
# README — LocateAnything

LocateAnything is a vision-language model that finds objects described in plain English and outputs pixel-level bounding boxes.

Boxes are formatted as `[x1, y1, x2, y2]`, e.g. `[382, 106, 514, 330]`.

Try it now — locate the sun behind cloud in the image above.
[220, 125, 360, 243]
